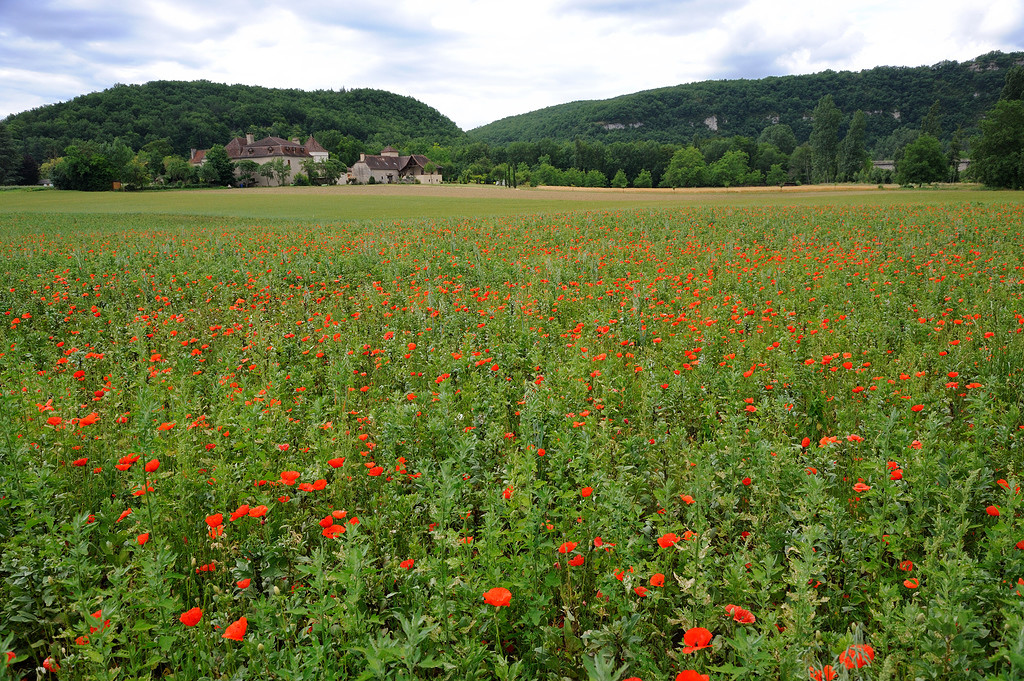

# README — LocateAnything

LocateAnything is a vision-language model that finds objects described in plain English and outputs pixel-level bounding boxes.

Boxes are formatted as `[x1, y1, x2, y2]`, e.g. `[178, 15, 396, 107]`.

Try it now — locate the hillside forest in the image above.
[1, 52, 1023, 190]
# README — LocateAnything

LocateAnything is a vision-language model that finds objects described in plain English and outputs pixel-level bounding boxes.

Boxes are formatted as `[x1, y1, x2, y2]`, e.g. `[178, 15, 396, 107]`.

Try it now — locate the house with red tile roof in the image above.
[190, 134, 333, 186]
[348, 146, 442, 185]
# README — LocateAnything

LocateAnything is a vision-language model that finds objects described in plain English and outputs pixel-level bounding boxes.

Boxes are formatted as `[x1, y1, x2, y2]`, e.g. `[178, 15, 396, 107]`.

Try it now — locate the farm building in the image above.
[348, 146, 442, 184]
[190, 134, 331, 186]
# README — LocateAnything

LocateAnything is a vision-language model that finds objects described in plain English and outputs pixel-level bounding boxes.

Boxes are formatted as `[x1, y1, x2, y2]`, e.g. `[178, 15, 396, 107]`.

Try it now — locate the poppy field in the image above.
[2, 200, 1024, 680]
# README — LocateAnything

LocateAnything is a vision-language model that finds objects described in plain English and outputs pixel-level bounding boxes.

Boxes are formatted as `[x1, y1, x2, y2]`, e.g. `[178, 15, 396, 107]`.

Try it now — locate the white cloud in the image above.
[1, 0, 1022, 129]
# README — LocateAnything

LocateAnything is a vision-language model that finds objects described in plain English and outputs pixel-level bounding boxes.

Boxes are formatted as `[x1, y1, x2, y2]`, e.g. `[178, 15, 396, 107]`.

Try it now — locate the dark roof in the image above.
[305, 136, 328, 153]
[231, 136, 312, 160]
[355, 153, 441, 172]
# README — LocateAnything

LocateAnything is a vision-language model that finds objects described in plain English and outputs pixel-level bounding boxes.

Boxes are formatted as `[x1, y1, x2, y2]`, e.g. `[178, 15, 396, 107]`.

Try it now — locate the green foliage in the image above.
[610, 169, 628, 188]
[836, 110, 869, 182]
[766, 164, 788, 186]
[50, 144, 116, 191]
[660, 146, 706, 188]
[201, 144, 236, 186]
[896, 134, 947, 184]
[0, 123, 20, 185]
[969, 100, 1024, 189]
[5, 81, 466, 163]
[810, 95, 842, 183]
[1, 202, 1024, 679]
[470, 52, 1022, 149]
[758, 124, 798, 155]
[632, 169, 653, 188]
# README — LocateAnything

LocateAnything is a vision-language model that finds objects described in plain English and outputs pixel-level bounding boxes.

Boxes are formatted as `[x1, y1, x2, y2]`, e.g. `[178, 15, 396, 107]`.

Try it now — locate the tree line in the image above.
[1, 62, 1022, 190]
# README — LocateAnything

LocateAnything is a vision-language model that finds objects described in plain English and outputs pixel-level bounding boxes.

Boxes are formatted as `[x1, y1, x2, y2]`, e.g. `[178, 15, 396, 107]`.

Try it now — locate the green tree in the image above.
[0, 122, 19, 184]
[320, 159, 346, 185]
[921, 100, 942, 138]
[121, 157, 151, 190]
[584, 169, 607, 187]
[708, 150, 751, 187]
[301, 159, 321, 184]
[788, 144, 813, 184]
[766, 163, 788, 186]
[163, 155, 192, 185]
[836, 110, 868, 181]
[632, 169, 653, 188]
[203, 144, 236, 185]
[896, 134, 947, 184]
[809, 95, 842, 182]
[660, 146, 706, 187]
[757, 124, 797, 155]
[51, 144, 116, 191]
[969, 99, 1024, 188]
[610, 169, 628, 188]
[947, 126, 963, 182]
[236, 160, 260, 186]
[1001, 66, 1024, 101]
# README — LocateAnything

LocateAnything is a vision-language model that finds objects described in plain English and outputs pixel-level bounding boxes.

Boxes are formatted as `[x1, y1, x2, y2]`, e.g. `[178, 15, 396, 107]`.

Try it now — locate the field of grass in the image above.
[2, 190, 1024, 680]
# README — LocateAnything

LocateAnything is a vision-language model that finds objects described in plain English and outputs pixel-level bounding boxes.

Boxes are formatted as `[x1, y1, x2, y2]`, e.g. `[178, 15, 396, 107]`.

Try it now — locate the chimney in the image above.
[359, 153, 365, 162]
[190, 148, 196, 161]
[246, 133, 254, 144]
[291, 137, 300, 144]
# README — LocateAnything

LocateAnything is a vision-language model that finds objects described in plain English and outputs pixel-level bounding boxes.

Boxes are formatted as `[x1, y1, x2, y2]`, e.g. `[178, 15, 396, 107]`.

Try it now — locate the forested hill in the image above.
[470, 51, 1024, 148]
[4, 80, 467, 162]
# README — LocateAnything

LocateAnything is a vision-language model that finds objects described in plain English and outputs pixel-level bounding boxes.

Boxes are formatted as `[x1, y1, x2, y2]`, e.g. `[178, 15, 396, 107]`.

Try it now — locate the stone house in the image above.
[190, 134, 332, 186]
[348, 146, 442, 184]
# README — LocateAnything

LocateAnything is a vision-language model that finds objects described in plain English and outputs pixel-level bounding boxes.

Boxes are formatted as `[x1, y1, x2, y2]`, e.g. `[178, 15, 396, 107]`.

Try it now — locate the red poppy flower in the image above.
[581, 486, 593, 498]
[156, 421, 175, 431]
[145, 459, 160, 473]
[248, 505, 268, 518]
[236, 578, 251, 589]
[680, 494, 695, 504]
[568, 554, 585, 567]
[482, 587, 511, 607]
[79, 412, 99, 427]
[368, 466, 384, 476]
[910, 404, 924, 412]
[742, 477, 752, 486]
[222, 616, 247, 641]
[650, 573, 665, 587]
[676, 672, 709, 681]
[725, 604, 756, 623]
[328, 457, 345, 468]
[72, 457, 88, 466]
[890, 469, 903, 481]
[116, 508, 132, 523]
[558, 541, 578, 554]
[809, 665, 837, 681]
[839, 644, 874, 669]
[280, 471, 300, 486]
[205, 513, 223, 528]
[136, 533, 149, 546]
[899, 560, 914, 571]
[230, 505, 250, 521]
[903, 578, 919, 588]
[658, 532, 679, 548]
[179, 607, 202, 626]
[853, 482, 871, 492]
[633, 586, 648, 597]
[400, 559, 415, 569]
[681, 627, 713, 653]
[987, 505, 1001, 516]
[47, 416, 63, 427]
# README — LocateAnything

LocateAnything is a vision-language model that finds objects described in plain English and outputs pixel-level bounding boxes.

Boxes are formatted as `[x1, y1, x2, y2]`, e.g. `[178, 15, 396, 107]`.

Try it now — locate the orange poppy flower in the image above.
[179, 607, 202, 626]
[206, 513, 223, 528]
[809, 665, 837, 681]
[681, 627, 712, 653]
[650, 573, 665, 587]
[248, 505, 268, 518]
[658, 532, 679, 548]
[987, 505, 1001, 516]
[482, 587, 511, 607]
[838, 644, 874, 669]
[222, 616, 247, 641]
[136, 533, 149, 546]
[237, 578, 251, 589]
[558, 541, 578, 554]
[145, 459, 160, 473]
[156, 422, 175, 431]
[676, 672, 710, 681]
[581, 486, 593, 497]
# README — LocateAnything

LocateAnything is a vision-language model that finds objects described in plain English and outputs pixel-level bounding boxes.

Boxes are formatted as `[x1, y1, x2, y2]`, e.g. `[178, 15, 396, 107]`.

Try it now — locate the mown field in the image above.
[2, 188, 1024, 680]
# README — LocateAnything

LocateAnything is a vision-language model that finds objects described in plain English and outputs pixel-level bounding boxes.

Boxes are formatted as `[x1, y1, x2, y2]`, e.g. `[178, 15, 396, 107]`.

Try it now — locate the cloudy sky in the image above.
[2, 0, 1022, 130]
